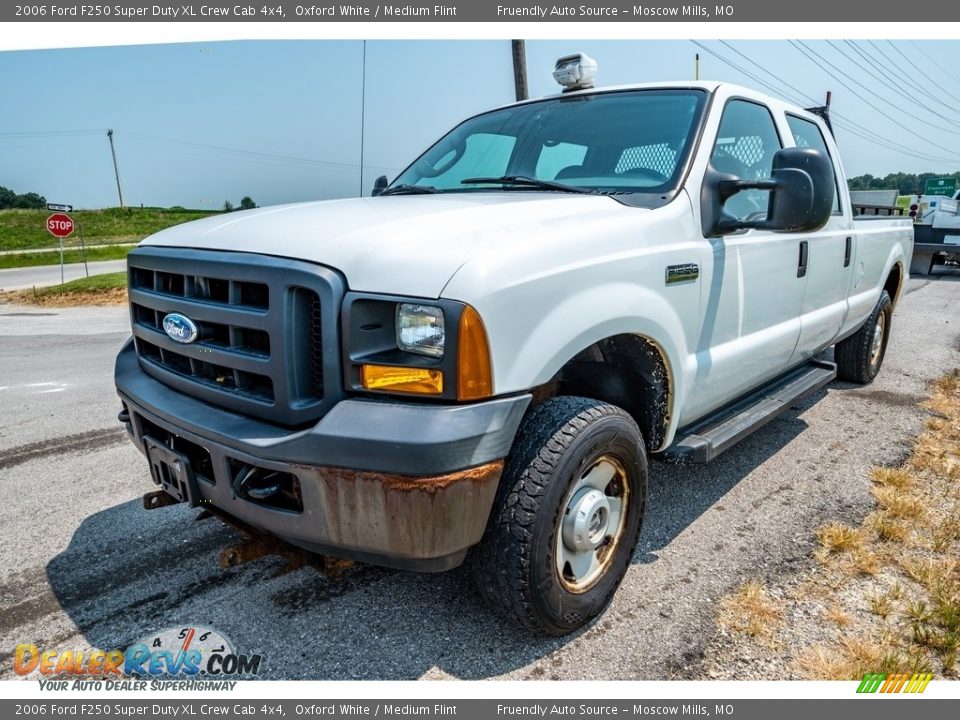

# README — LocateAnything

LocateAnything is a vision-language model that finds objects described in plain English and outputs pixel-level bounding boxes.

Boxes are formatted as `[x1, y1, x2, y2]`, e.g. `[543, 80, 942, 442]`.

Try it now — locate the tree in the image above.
[0, 186, 45, 209]
[14, 192, 46, 209]
[239, 196, 256, 210]
[846, 170, 960, 194]
[223, 200, 234, 212]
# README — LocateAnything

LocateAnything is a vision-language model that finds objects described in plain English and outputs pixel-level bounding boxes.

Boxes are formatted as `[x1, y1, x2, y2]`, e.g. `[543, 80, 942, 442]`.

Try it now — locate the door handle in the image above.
[844, 236, 852, 267]
[797, 240, 808, 278]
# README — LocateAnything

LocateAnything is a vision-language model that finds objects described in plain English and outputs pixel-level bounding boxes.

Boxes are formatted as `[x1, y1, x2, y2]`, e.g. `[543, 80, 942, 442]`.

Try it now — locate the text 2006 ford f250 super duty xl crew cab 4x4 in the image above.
[116, 55, 913, 635]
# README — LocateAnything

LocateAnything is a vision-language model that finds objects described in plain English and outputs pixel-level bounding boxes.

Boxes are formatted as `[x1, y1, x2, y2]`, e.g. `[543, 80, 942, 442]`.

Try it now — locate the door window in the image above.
[786, 114, 842, 214]
[711, 100, 783, 222]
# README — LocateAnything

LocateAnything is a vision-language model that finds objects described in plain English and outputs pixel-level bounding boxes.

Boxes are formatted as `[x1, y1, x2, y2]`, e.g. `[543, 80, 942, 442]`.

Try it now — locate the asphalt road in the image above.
[0, 260, 127, 291]
[1, 274, 959, 681]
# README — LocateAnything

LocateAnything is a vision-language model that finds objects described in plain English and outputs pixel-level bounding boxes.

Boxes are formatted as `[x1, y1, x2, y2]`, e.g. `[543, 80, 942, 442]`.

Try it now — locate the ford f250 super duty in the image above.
[116, 55, 913, 635]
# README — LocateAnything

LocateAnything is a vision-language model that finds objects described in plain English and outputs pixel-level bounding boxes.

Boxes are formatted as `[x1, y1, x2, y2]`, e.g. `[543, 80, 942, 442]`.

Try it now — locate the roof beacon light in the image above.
[553, 53, 598, 92]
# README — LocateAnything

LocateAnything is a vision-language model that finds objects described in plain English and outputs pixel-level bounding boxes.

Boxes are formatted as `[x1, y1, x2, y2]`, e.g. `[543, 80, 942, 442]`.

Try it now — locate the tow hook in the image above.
[218, 530, 354, 577]
[142, 489, 353, 578]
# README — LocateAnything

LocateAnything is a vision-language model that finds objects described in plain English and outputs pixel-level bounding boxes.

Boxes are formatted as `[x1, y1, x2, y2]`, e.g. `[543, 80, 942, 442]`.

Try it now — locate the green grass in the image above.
[0, 206, 217, 252]
[40, 271, 126, 293]
[26, 272, 127, 297]
[0, 245, 132, 269]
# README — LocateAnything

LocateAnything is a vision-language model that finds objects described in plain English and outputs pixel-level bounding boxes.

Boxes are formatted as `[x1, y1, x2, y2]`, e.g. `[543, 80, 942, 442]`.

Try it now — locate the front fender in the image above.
[489, 282, 690, 450]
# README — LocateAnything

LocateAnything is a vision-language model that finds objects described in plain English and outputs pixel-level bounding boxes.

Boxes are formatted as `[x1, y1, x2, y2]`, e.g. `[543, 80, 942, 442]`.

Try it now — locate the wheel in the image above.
[835, 290, 892, 384]
[470, 396, 647, 635]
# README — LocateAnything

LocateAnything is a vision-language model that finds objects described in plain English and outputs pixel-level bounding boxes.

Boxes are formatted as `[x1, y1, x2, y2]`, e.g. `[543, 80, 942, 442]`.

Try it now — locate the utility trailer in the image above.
[908, 191, 960, 275]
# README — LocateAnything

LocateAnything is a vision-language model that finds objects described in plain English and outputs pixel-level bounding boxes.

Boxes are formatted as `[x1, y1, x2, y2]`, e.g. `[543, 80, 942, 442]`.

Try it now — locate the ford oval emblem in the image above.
[162, 313, 199, 344]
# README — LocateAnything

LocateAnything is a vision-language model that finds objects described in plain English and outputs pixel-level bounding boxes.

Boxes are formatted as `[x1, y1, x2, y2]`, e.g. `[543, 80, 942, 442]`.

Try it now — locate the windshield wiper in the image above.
[460, 175, 595, 194]
[378, 184, 438, 196]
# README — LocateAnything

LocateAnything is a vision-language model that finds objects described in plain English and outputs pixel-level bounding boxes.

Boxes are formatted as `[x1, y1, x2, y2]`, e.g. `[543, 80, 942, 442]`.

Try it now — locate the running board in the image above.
[663, 359, 837, 464]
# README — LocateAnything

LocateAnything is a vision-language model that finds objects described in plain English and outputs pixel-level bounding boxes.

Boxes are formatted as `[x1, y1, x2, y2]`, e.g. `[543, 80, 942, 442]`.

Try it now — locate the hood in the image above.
[141, 193, 639, 297]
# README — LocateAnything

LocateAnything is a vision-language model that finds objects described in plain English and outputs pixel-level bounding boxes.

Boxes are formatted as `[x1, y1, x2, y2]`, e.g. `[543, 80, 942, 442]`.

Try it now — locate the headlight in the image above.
[396, 303, 445, 358]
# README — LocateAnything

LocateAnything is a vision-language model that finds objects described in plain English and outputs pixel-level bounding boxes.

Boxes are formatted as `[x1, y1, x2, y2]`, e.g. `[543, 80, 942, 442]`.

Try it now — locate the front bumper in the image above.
[116, 340, 530, 571]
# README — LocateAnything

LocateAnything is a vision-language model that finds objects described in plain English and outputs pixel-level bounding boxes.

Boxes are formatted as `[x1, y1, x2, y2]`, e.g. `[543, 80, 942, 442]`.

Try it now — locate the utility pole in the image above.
[695, 53, 700, 80]
[358, 40, 367, 197]
[107, 129, 125, 209]
[512, 40, 528, 102]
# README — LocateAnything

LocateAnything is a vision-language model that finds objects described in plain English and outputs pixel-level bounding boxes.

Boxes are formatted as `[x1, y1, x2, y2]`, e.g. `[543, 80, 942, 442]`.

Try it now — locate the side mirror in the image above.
[701, 147, 835, 237]
[371, 175, 388, 197]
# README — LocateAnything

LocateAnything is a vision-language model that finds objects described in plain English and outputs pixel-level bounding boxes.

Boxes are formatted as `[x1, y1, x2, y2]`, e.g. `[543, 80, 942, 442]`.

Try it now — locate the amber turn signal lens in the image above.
[457, 305, 493, 401]
[361, 365, 443, 395]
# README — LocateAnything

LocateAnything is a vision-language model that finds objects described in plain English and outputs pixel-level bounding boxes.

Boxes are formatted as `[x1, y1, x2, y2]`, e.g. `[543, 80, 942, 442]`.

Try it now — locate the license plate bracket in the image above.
[144, 436, 200, 507]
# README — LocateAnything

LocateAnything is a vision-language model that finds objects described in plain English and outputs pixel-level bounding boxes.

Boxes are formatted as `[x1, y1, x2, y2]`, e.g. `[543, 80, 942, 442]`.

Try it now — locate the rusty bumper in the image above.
[294, 461, 504, 569]
[120, 399, 505, 571]
[116, 337, 528, 571]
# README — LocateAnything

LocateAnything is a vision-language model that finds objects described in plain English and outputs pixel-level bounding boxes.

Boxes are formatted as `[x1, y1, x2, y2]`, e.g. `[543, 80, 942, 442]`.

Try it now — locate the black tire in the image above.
[470, 396, 647, 635]
[835, 290, 892, 384]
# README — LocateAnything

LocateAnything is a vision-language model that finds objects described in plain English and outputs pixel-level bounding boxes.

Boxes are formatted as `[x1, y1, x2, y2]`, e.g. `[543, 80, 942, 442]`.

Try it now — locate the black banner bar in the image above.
[0, 1, 945, 22]
[1, 699, 958, 719]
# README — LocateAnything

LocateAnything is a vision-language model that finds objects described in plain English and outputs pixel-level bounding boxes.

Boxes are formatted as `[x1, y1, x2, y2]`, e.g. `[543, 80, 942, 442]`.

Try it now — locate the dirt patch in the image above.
[0, 287, 128, 307]
[704, 370, 960, 680]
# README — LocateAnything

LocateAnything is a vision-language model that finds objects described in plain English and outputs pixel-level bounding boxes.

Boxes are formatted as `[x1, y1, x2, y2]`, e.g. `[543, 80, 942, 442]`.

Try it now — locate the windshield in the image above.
[390, 89, 708, 204]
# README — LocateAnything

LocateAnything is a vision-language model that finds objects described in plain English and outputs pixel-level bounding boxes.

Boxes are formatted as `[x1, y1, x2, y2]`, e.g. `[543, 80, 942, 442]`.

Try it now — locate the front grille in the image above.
[127, 247, 343, 426]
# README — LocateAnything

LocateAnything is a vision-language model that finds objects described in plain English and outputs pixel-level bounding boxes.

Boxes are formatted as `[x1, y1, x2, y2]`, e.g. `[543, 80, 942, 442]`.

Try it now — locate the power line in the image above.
[833, 40, 960, 124]
[0, 129, 101, 138]
[790, 41, 960, 159]
[885, 41, 960, 101]
[909, 41, 960, 88]
[794, 41, 960, 136]
[116, 130, 362, 170]
[694, 40, 960, 167]
[116, 132, 395, 174]
[690, 41, 798, 103]
[699, 42, 891, 149]
[858, 40, 960, 118]
[717, 41, 820, 105]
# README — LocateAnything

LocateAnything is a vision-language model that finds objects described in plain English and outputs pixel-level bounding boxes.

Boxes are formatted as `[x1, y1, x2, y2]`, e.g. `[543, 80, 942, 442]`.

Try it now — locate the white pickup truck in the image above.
[115, 56, 913, 635]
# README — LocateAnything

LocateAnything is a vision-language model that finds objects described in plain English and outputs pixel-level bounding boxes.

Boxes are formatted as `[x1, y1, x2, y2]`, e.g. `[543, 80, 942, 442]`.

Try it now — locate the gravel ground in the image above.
[0, 272, 958, 681]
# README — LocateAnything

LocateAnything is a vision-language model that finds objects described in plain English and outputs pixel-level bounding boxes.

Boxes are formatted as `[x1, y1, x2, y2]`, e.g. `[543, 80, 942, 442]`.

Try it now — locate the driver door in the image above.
[689, 99, 808, 419]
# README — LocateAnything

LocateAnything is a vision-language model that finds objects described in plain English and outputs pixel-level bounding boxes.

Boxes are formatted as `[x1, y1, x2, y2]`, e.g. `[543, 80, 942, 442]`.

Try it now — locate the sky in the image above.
[2, 39, 960, 209]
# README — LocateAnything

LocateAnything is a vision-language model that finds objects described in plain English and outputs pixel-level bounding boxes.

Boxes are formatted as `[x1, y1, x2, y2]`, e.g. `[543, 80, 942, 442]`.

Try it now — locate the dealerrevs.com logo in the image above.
[14, 626, 263, 690]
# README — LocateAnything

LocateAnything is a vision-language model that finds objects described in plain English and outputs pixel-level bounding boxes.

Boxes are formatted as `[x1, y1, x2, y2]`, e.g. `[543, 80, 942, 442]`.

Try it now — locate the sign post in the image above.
[79, 223, 88, 278]
[46, 212, 75, 285]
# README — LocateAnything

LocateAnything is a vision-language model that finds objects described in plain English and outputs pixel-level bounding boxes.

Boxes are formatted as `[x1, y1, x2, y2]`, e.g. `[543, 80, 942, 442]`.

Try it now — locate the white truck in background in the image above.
[116, 55, 913, 635]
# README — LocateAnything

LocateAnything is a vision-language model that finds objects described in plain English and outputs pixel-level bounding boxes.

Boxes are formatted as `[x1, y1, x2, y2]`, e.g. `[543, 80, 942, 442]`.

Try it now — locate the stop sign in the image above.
[47, 213, 74, 238]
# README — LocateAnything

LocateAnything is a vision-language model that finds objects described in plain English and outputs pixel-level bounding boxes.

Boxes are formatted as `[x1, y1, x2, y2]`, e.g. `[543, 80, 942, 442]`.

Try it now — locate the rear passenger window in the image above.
[786, 115, 842, 214]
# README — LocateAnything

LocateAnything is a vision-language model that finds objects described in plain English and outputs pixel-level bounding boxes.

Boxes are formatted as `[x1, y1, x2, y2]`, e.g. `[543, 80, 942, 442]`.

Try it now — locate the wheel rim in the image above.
[556, 455, 629, 593]
[870, 313, 886, 368]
